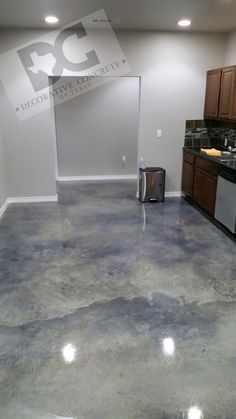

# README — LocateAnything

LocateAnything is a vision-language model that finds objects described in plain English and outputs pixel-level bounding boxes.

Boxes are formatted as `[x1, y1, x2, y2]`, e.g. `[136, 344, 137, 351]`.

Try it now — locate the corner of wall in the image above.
[223, 30, 236, 66]
[0, 124, 8, 214]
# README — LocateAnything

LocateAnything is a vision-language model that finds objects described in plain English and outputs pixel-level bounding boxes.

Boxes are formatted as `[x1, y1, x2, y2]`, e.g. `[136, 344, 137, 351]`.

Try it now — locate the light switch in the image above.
[156, 129, 162, 138]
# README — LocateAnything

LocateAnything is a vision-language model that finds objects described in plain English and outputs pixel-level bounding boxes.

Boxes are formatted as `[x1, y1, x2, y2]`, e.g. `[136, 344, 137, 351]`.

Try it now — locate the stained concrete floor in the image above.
[0, 181, 236, 419]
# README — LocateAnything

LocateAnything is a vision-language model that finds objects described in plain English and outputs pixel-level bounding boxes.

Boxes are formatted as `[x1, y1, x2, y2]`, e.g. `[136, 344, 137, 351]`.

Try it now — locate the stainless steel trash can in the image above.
[139, 167, 165, 203]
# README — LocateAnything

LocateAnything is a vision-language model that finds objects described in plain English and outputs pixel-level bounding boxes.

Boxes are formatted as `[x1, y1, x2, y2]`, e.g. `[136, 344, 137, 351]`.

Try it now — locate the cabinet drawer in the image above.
[195, 156, 218, 176]
[183, 150, 195, 165]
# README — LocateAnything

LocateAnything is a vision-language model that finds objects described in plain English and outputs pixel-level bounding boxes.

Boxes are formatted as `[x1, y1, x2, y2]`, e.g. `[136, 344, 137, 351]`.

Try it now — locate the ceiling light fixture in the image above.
[45, 16, 59, 24]
[178, 19, 191, 27]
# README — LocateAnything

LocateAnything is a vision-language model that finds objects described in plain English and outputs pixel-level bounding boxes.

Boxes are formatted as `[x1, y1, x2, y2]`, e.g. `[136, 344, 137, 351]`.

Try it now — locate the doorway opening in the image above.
[51, 76, 140, 181]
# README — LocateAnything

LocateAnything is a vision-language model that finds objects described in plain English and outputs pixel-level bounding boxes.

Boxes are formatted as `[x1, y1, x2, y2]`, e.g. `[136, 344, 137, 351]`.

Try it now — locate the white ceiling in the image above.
[0, 0, 236, 32]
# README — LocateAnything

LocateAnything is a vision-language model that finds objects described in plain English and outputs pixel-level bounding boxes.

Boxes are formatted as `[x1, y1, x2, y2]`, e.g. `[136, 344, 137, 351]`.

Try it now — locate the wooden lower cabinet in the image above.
[182, 161, 194, 198]
[182, 150, 218, 217]
[193, 167, 217, 216]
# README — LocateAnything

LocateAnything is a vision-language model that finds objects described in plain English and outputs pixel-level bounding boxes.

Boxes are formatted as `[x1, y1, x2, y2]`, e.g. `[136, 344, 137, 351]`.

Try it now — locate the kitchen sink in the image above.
[214, 153, 236, 162]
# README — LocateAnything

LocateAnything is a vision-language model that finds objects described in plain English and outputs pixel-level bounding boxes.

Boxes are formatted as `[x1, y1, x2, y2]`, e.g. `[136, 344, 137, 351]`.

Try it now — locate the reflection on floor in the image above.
[0, 181, 236, 419]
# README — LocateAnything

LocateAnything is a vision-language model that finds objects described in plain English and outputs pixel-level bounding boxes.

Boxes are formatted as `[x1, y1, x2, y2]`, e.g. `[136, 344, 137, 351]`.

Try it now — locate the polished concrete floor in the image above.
[0, 181, 236, 419]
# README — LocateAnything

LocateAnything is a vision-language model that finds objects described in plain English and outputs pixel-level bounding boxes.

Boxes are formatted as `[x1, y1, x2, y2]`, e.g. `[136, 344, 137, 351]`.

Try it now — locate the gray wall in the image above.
[54, 76, 140, 177]
[0, 125, 7, 208]
[116, 30, 226, 191]
[0, 29, 226, 196]
[224, 31, 236, 66]
[0, 30, 57, 198]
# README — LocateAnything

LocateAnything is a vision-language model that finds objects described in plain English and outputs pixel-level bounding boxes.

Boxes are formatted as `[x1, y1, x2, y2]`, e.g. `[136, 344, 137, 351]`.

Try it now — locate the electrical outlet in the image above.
[122, 155, 126, 165]
[156, 129, 162, 138]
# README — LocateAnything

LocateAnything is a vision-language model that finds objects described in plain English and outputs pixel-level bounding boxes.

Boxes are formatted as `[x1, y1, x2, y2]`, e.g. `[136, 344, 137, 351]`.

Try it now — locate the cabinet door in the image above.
[182, 161, 194, 198]
[193, 167, 217, 216]
[218, 66, 236, 119]
[230, 70, 236, 120]
[204, 69, 221, 119]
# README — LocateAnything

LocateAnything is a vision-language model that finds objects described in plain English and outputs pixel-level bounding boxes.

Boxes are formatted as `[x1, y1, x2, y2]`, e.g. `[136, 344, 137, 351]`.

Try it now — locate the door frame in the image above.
[49, 75, 141, 182]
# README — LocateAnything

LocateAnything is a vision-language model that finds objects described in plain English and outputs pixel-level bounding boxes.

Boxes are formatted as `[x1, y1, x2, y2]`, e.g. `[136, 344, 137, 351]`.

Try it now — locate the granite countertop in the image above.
[183, 146, 236, 178]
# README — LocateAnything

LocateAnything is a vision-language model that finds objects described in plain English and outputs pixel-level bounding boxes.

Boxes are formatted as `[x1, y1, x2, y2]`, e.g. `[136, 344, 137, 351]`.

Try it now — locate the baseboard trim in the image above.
[7, 195, 58, 204]
[1, 190, 181, 219]
[0, 195, 58, 219]
[57, 175, 137, 182]
[0, 198, 8, 219]
[165, 191, 183, 198]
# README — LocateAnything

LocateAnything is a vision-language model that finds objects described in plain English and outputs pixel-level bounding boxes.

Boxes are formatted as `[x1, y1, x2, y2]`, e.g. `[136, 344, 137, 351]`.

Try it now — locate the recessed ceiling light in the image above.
[178, 19, 191, 27]
[45, 16, 59, 24]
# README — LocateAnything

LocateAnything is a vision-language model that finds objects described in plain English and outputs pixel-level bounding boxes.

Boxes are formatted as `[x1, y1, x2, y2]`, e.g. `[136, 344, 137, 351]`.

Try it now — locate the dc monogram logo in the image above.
[17, 22, 100, 92]
[0, 10, 129, 120]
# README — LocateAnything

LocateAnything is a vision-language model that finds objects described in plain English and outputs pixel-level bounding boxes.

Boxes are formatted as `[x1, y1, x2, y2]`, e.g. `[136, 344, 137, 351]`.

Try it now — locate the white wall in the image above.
[224, 31, 236, 66]
[54, 76, 140, 177]
[0, 124, 7, 210]
[0, 29, 226, 196]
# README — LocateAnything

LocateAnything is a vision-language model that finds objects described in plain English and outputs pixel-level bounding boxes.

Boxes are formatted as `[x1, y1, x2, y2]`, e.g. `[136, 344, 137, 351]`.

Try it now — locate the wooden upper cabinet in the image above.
[218, 66, 236, 119]
[204, 65, 236, 120]
[230, 70, 236, 120]
[204, 69, 221, 119]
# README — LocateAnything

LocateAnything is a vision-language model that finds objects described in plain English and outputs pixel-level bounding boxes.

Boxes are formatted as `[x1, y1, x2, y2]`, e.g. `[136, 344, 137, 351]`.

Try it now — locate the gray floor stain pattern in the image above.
[0, 181, 236, 418]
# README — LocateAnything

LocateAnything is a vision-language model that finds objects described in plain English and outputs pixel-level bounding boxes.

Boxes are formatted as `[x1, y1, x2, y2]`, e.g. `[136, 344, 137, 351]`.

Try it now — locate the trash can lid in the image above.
[139, 167, 165, 172]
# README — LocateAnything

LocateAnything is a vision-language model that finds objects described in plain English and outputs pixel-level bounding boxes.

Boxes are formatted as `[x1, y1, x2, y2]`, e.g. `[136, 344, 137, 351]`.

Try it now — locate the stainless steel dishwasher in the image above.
[215, 168, 236, 234]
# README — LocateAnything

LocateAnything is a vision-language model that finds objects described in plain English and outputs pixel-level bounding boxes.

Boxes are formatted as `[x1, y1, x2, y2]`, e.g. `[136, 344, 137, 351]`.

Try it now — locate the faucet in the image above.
[228, 140, 236, 152]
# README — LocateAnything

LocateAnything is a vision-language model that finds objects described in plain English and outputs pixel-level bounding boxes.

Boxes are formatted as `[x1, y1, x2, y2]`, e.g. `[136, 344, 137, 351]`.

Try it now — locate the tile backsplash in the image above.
[185, 119, 236, 148]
